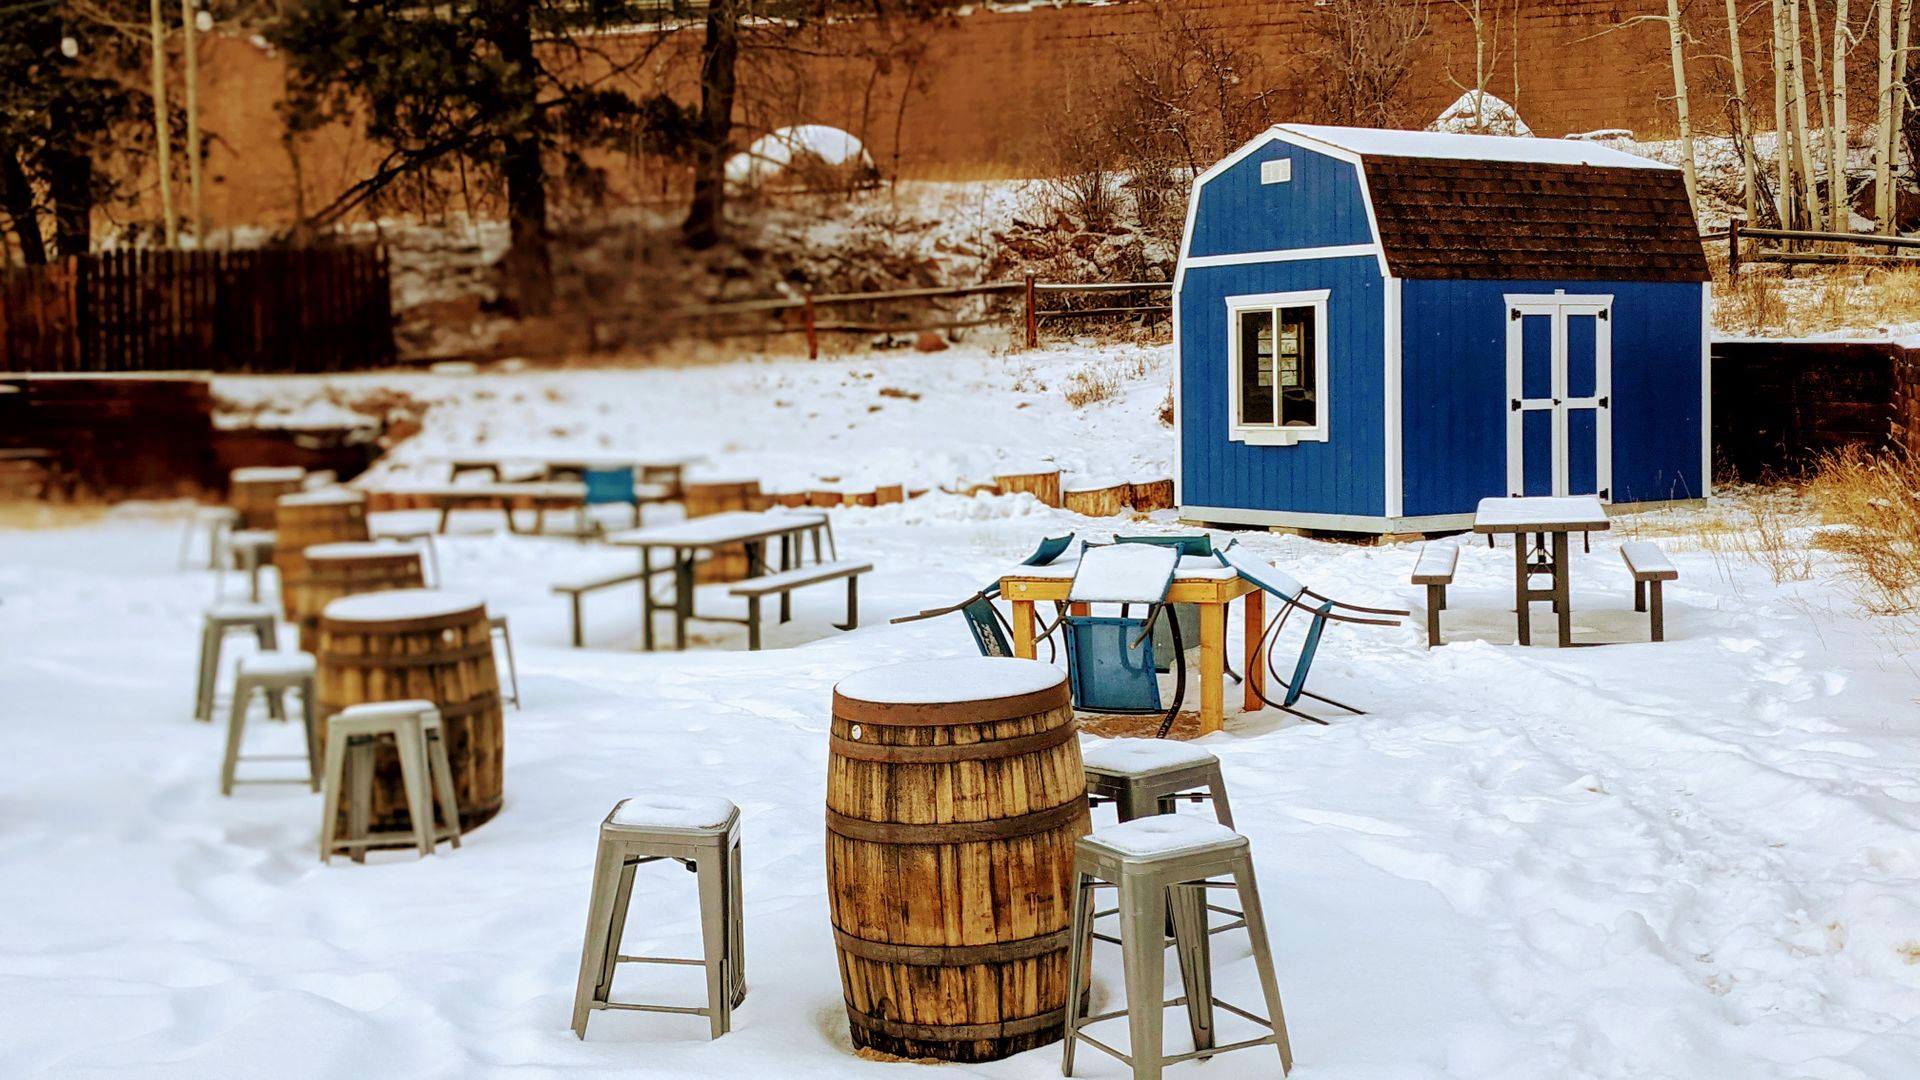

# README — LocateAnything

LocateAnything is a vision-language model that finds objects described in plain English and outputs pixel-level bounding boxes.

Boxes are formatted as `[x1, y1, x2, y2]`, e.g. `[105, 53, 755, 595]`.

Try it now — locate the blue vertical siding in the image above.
[1399, 278, 1704, 517]
[1186, 138, 1374, 257]
[1178, 257, 1386, 517]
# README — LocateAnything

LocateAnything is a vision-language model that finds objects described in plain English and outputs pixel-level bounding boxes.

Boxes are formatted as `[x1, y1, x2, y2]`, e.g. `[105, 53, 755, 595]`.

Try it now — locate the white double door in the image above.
[1504, 293, 1613, 500]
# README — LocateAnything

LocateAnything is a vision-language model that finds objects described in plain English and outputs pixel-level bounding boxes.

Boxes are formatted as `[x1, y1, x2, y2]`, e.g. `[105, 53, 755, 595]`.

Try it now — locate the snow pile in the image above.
[1428, 90, 1534, 138]
[726, 125, 877, 190]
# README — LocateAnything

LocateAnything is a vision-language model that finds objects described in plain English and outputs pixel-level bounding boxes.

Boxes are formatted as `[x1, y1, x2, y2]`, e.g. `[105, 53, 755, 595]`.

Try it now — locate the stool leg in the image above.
[1205, 765, 1235, 829]
[496, 623, 521, 709]
[392, 723, 434, 857]
[598, 857, 639, 1004]
[319, 729, 350, 863]
[1118, 874, 1166, 1080]
[1169, 881, 1215, 1057]
[1061, 872, 1094, 1076]
[696, 850, 731, 1038]
[300, 680, 320, 793]
[426, 730, 462, 848]
[1232, 859, 1293, 1074]
[571, 836, 623, 1038]
[1116, 781, 1158, 824]
[347, 739, 374, 865]
[220, 681, 251, 796]
[266, 685, 288, 723]
[259, 619, 280, 651]
[727, 828, 747, 1006]
[194, 623, 219, 722]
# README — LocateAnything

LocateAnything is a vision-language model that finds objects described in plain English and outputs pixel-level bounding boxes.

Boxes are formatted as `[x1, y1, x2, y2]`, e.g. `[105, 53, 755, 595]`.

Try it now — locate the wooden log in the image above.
[1127, 477, 1176, 513]
[826, 659, 1089, 1063]
[271, 489, 369, 618]
[808, 489, 843, 508]
[843, 489, 878, 508]
[874, 483, 905, 506]
[1062, 480, 1128, 517]
[684, 479, 762, 583]
[768, 491, 810, 508]
[316, 589, 504, 837]
[292, 542, 425, 652]
[993, 468, 1061, 507]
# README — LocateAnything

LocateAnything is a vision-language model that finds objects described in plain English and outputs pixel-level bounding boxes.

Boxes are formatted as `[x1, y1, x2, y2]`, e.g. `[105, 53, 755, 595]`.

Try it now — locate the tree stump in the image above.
[993, 468, 1061, 507]
[1128, 477, 1176, 513]
[1063, 480, 1129, 517]
[874, 483, 905, 505]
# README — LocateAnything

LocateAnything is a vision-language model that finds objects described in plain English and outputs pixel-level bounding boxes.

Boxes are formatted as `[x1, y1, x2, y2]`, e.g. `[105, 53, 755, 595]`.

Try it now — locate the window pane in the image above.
[1277, 305, 1316, 427]
[1238, 309, 1274, 426]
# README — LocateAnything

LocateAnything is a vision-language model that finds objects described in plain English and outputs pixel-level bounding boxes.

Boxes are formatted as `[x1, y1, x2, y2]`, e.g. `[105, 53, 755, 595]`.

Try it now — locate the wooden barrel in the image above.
[229, 466, 305, 529]
[684, 478, 762, 583]
[292, 541, 426, 652]
[316, 589, 504, 835]
[273, 489, 369, 617]
[827, 658, 1089, 1063]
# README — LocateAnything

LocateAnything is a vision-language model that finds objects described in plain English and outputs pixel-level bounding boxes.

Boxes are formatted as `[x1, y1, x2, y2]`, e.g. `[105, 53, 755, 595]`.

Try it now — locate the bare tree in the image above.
[1308, 0, 1432, 128]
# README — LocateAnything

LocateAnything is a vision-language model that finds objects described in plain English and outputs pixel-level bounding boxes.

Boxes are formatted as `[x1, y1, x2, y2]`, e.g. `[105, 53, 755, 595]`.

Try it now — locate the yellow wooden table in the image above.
[999, 568, 1264, 735]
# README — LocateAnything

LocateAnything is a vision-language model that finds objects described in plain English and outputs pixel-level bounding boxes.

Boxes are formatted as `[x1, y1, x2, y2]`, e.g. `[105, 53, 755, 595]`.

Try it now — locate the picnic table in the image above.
[1473, 495, 1611, 647]
[605, 509, 830, 650]
[999, 555, 1263, 735]
[372, 480, 672, 533]
[432, 450, 703, 493]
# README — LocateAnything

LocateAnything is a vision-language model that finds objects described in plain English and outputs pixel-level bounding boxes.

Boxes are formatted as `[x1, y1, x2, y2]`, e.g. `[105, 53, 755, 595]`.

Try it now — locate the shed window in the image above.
[1226, 290, 1329, 445]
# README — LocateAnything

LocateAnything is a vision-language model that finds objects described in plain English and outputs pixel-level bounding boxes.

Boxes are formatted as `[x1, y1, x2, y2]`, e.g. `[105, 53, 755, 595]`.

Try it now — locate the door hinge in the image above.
[1552, 398, 1562, 406]
[1598, 309, 1610, 321]
[1598, 395, 1609, 408]
[1510, 398, 1522, 411]
[1509, 308, 1522, 321]
[1600, 487, 1611, 500]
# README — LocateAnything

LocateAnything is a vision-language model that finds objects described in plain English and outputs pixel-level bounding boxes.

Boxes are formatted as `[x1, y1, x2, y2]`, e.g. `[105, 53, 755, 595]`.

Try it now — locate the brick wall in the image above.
[189, 1, 1696, 232]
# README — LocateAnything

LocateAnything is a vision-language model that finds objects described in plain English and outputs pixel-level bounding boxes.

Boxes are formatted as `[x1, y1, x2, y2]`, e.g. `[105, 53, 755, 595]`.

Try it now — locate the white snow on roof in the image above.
[1275, 123, 1674, 171]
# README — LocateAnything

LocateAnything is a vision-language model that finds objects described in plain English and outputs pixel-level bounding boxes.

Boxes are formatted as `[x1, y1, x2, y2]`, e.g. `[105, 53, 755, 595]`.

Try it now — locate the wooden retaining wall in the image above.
[1711, 340, 1906, 479]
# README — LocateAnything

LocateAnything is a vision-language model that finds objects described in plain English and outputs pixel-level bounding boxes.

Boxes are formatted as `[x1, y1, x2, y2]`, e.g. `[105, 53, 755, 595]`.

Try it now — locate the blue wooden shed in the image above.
[1173, 124, 1711, 534]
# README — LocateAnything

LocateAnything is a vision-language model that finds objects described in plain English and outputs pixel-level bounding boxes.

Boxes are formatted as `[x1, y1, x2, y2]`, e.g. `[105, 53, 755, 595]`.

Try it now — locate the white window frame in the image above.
[1225, 289, 1331, 446]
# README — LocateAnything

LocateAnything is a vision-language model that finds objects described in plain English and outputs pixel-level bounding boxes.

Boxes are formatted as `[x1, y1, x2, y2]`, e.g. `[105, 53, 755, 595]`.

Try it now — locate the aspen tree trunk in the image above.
[1808, 0, 1836, 226]
[1894, 0, 1913, 229]
[1667, 0, 1701, 207]
[181, 0, 202, 242]
[1836, 0, 1852, 229]
[1729, 0, 1761, 224]
[148, 0, 177, 247]
[1794, 0, 1824, 226]
[1879, 0, 1895, 229]
[1779, 0, 1799, 226]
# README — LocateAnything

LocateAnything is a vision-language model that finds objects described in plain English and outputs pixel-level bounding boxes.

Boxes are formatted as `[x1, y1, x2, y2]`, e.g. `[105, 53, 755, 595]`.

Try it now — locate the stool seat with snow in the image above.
[222, 651, 319, 794]
[179, 505, 240, 570]
[1084, 738, 1235, 828]
[1063, 815, 1293, 1079]
[571, 794, 745, 1041]
[224, 529, 278, 602]
[318, 700, 461, 862]
[194, 601, 280, 722]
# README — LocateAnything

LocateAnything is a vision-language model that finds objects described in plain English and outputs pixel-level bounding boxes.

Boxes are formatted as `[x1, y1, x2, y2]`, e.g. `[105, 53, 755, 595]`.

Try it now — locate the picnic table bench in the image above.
[1411, 539, 1460, 648]
[1619, 540, 1678, 642]
[728, 559, 870, 649]
[603, 509, 833, 651]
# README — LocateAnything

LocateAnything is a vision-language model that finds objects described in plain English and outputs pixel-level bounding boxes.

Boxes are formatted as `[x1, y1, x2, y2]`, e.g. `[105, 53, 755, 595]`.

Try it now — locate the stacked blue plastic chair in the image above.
[582, 466, 640, 530]
[1057, 542, 1186, 731]
[890, 533, 1075, 656]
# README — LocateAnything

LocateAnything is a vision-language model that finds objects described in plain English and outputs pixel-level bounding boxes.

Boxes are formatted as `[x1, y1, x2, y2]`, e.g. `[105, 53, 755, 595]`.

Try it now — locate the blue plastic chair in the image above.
[582, 466, 640, 530]
[1216, 542, 1404, 725]
[892, 533, 1076, 657]
[1114, 534, 1228, 678]
[1058, 543, 1185, 729]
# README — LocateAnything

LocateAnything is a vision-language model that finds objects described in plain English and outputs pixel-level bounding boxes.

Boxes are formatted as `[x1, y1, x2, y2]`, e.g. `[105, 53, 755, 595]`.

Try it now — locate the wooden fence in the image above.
[0, 246, 395, 374]
[1725, 222, 1920, 273]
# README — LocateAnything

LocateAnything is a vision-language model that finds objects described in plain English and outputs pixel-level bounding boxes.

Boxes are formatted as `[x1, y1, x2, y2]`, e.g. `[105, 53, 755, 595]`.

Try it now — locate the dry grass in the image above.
[0, 501, 109, 530]
[1062, 367, 1124, 408]
[1806, 448, 1920, 615]
[1712, 264, 1920, 336]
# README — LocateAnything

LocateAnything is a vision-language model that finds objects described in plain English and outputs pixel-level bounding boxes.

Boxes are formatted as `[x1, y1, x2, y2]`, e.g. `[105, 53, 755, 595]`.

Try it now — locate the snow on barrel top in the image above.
[1274, 123, 1673, 170]
[834, 656, 1064, 706]
[279, 487, 365, 507]
[303, 541, 416, 560]
[321, 588, 482, 622]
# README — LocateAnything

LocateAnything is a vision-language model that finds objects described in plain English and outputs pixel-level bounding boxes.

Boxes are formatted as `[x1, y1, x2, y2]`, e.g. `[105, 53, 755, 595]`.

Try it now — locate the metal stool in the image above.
[318, 700, 461, 863]
[371, 525, 441, 585]
[194, 602, 280, 722]
[178, 505, 239, 570]
[1084, 739, 1234, 827]
[571, 795, 745, 1040]
[489, 614, 521, 709]
[223, 529, 277, 602]
[222, 651, 320, 794]
[1063, 815, 1293, 1079]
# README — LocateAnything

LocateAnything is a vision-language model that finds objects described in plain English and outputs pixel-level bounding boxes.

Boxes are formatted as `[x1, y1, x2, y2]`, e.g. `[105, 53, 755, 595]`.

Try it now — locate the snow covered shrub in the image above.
[1808, 448, 1920, 614]
[1062, 367, 1123, 408]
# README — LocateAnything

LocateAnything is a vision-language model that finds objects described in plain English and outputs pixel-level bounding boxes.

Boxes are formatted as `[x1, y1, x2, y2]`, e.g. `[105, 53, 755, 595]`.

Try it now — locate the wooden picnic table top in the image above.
[1472, 495, 1611, 534]
[371, 480, 673, 501]
[603, 509, 827, 550]
[432, 450, 704, 471]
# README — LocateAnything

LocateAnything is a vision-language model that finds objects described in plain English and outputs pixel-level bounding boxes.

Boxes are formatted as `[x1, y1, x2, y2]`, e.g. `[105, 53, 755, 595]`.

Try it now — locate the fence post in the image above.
[803, 291, 818, 360]
[1023, 273, 1037, 349]
[1728, 219, 1741, 278]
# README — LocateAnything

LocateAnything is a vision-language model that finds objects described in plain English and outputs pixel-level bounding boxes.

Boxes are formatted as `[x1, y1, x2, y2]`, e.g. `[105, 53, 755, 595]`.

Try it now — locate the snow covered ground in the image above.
[6, 352, 1920, 1079]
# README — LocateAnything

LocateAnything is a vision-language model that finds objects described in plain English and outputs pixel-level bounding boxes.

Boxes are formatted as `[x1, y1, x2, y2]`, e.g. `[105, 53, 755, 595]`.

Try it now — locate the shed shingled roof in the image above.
[1359, 155, 1710, 282]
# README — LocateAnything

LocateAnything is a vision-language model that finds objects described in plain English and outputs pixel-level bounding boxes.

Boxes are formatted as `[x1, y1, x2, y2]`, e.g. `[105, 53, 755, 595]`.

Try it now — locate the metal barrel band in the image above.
[314, 641, 496, 669]
[830, 681, 1070, 727]
[825, 798, 1088, 845]
[832, 926, 1071, 967]
[846, 1004, 1067, 1043]
[828, 721, 1077, 764]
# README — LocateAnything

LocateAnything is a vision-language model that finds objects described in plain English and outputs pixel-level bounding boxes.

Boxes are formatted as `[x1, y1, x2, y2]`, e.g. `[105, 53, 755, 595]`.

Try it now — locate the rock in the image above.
[914, 331, 949, 353]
